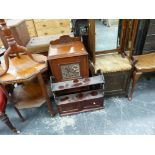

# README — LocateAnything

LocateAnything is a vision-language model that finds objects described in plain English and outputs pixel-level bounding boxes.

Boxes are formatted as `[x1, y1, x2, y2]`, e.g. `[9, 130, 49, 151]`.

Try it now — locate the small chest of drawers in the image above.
[51, 74, 105, 116]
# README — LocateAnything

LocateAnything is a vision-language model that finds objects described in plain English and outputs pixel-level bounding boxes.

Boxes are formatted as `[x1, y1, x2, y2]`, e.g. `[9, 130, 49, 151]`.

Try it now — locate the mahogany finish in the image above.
[0, 19, 44, 77]
[51, 74, 104, 116]
[48, 35, 89, 82]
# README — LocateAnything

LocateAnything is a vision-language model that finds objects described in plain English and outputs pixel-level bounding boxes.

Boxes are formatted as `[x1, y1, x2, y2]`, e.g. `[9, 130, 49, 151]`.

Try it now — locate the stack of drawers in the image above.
[0, 19, 71, 48]
[34, 19, 71, 36]
[26, 19, 71, 37]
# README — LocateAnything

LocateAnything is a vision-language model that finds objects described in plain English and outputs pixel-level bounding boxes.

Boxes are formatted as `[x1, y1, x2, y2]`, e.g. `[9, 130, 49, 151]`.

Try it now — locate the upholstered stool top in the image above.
[95, 53, 132, 73]
[134, 53, 155, 72]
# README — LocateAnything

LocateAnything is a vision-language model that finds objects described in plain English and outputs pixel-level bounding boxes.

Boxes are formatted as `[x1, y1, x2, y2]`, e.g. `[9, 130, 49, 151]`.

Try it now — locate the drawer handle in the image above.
[44, 33, 48, 35]
[42, 24, 47, 27]
[60, 22, 63, 25]
[61, 30, 64, 33]
[93, 102, 96, 105]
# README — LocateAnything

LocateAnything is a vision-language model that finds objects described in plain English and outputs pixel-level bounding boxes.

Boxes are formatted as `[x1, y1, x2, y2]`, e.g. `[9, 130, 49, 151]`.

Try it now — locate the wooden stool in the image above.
[128, 53, 155, 100]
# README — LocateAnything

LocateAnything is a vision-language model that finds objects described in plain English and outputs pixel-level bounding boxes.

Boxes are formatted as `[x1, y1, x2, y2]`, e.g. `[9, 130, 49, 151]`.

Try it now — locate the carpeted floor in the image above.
[1, 74, 155, 135]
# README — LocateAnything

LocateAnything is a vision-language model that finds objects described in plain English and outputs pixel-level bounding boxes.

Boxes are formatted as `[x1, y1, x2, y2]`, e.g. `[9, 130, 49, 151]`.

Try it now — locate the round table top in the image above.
[0, 54, 47, 84]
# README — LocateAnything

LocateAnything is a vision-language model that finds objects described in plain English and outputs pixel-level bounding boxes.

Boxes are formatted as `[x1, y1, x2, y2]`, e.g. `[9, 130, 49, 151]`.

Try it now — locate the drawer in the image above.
[147, 24, 155, 35]
[82, 98, 103, 109]
[143, 42, 155, 51]
[37, 27, 71, 36]
[25, 20, 37, 37]
[27, 29, 37, 37]
[150, 19, 155, 24]
[145, 35, 155, 42]
[26, 20, 34, 28]
[34, 19, 70, 29]
[58, 102, 81, 115]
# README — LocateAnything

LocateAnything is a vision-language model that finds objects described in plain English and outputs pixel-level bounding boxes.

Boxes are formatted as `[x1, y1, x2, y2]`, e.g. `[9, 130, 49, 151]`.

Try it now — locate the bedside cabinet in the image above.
[48, 35, 89, 82]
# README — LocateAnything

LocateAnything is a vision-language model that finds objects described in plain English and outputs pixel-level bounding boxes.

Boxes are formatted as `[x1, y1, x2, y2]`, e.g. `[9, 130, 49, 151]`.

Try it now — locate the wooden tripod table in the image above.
[0, 54, 55, 116]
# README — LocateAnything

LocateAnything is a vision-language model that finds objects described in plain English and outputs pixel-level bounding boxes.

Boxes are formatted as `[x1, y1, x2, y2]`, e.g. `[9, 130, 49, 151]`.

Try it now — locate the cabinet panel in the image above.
[37, 27, 71, 36]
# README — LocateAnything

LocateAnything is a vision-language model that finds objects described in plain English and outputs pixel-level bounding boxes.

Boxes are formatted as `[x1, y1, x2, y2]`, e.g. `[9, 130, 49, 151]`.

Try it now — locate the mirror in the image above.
[95, 19, 120, 51]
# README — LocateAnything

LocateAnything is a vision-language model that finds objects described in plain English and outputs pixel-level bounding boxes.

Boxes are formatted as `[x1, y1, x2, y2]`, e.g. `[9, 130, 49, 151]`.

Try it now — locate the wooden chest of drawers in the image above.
[51, 74, 104, 116]
[48, 35, 89, 82]
[34, 19, 71, 36]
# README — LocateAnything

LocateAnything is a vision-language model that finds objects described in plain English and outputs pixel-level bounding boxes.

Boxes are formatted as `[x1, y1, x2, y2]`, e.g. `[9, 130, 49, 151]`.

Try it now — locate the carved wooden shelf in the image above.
[51, 75, 104, 92]
[51, 74, 105, 116]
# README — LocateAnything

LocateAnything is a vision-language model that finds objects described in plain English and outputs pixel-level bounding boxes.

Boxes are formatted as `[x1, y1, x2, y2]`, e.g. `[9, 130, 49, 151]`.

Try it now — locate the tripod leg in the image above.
[0, 113, 20, 134]
[16, 45, 45, 64]
[13, 106, 25, 122]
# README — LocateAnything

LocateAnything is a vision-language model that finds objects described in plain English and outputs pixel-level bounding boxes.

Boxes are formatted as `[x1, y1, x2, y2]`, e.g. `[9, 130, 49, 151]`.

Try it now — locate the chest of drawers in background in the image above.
[0, 19, 71, 47]
[26, 19, 71, 37]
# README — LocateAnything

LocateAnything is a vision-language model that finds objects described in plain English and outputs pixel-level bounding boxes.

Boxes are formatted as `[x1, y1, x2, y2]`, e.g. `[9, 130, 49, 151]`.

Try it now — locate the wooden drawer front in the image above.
[58, 102, 81, 115]
[34, 19, 70, 29]
[37, 27, 71, 36]
[150, 19, 155, 24]
[143, 42, 155, 51]
[145, 35, 155, 42]
[82, 98, 103, 109]
[147, 24, 155, 35]
[26, 20, 37, 37]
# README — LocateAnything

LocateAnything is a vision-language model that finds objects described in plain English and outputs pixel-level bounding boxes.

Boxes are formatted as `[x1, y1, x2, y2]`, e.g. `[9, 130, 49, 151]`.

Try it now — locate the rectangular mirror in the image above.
[95, 19, 119, 52]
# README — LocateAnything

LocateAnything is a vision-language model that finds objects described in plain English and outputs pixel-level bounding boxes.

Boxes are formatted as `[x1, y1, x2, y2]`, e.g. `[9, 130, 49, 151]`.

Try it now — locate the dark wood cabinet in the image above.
[51, 74, 104, 116]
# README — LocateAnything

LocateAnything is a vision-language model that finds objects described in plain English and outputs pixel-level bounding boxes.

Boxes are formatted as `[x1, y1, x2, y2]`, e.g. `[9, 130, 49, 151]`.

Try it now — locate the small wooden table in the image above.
[0, 54, 55, 116]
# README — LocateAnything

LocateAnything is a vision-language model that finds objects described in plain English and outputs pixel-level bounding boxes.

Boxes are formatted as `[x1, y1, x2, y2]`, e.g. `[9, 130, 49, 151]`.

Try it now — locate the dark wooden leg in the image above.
[128, 71, 142, 101]
[13, 106, 25, 122]
[37, 73, 56, 116]
[0, 113, 20, 134]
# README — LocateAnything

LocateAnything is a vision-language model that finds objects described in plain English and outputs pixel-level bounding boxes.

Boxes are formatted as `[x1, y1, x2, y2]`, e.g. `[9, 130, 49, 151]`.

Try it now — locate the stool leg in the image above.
[13, 106, 25, 122]
[128, 71, 142, 101]
[0, 113, 20, 134]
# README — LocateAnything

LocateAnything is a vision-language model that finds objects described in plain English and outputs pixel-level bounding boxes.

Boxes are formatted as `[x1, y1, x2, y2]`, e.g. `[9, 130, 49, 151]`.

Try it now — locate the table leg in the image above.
[37, 73, 55, 116]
